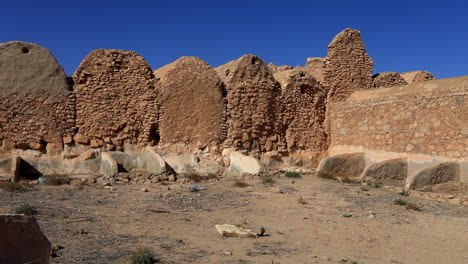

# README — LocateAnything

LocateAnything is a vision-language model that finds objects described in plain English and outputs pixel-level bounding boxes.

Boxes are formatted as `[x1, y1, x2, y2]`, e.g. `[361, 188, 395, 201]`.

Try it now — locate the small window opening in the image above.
[21, 47, 29, 54]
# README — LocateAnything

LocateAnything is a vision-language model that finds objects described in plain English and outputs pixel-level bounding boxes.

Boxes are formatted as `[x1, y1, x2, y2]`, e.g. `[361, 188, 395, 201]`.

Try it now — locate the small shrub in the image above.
[205, 173, 219, 180]
[185, 172, 203, 183]
[262, 176, 275, 185]
[398, 190, 410, 196]
[130, 248, 160, 264]
[15, 204, 38, 216]
[285, 171, 301, 178]
[394, 198, 408, 206]
[341, 178, 360, 184]
[297, 196, 307, 205]
[233, 180, 249, 188]
[317, 171, 338, 181]
[0, 181, 27, 192]
[371, 182, 382, 188]
[45, 175, 70, 186]
[405, 202, 422, 211]
[360, 186, 369, 192]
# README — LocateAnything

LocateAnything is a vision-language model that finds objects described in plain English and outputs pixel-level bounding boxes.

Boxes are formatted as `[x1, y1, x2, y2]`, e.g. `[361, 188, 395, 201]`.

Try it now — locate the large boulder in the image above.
[154, 57, 226, 147]
[273, 69, 328, 153]
[322, 28, 374, 102]
[372, 72, 407, 89]
[73, 49, 160, 151]
[0, 41, 75, 152]
[224, 150, 261, 174]
[407, 162, 459, 190]
[215, 55, 286, 153]
[317, 153, 366, 178]
[361, 158, 407, 185]
[0, 214, 51, 264]
[400, 71, 435, 84]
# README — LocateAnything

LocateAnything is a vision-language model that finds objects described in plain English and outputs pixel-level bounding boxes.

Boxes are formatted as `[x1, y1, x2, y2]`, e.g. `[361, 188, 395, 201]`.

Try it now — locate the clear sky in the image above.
[1, 0, 466, 79]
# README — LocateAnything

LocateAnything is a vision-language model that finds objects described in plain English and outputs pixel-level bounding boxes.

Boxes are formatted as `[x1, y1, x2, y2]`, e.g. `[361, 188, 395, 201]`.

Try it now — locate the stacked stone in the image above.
[303, 57, 325, 83]
[401, 71, 435, 84]
[0, 41, 75, 153]
[267, 63, 293, 73]
[322, 28, 374, 102]
[274, 69, 328, 153]
[216, 55, 286, 153]
[372, 72, 408, 89]
[73, 49, 160, 151]
[154, 56, 225, 148]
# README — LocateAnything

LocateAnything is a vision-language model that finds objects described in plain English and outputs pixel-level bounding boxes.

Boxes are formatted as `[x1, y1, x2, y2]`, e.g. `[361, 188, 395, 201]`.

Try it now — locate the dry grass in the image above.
[15, 203, 39, 216]
[297, 196, 307, 205]
[0, 181, 28, 192]
[130, 248, 160, 264]
[285, 171, 301, 178]
[341, 177, 360, 184]
[261, 176, 276, 185]
[233, 180, 249, 188]
[317, 171, 338, 181]
[45, 175, 71, 186]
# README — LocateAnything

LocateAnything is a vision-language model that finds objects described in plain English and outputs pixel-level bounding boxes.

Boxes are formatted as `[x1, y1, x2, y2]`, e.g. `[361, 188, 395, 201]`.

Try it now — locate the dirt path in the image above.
[1, 173, 467, 264]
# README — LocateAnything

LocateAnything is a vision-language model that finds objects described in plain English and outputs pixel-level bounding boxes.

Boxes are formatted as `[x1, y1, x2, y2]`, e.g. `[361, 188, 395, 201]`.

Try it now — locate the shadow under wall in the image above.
[18, 158, 42, 180]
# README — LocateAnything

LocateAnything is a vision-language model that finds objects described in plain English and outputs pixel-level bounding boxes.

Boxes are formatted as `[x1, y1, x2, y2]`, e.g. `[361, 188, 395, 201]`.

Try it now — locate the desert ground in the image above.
[1, 173, 468, 264]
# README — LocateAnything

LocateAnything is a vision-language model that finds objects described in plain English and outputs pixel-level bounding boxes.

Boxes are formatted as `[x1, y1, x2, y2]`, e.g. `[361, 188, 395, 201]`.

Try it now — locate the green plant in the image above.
[262, 176, 276, 185]
[45, 175, 70, 186]
[360, 186, 369, 192]
[405, 202, 422, 211]
[371, 182, 382, 188]
[398, 190, 410, 196]
[317, 171, 338, 181]
[130, 248, 160, 264]
[394, 198, 408, 206]
[341, 177, 360, 184]
[233, 180, 249, 188]
[285, 171, 301, 178]
[0, 181, 27, 192]
[15, 204, 39, 216]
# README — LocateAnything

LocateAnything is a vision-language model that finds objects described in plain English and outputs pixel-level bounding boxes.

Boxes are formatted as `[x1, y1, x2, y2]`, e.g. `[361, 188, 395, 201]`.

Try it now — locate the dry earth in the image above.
[1, 173, 468, 264]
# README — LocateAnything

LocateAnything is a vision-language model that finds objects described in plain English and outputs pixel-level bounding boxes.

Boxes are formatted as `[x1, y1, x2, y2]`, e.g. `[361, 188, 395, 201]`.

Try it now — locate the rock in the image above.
[215, 224, 258, 238]
[141, 188, 148, 192]
[46, 142, 63, 154]
[227, 151, 261, 174]
[317, 153, 366, 179]
[63, 136, 73, 145]
[168, 175, 176, 182]
[74, 134, 90, 145]
[0, 214, 51, 264]
[448, 198, 461, 205]
[407, 162, 460, 190]
[362, 158, 407, 185]
[80, 150, 96, 160]
[89, 139, 104, 148]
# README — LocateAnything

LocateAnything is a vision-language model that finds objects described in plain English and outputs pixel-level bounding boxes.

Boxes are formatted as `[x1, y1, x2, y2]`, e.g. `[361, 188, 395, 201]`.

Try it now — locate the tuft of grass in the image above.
[185, 172, 203, 183]
[130, 248, 160, 264]
[233, 180, 249, 188]
[205, 173, 219, 180]
[317, 171, 338, 181]
[341, 177, 360, 184]
[285, 171, 301, 178]
[261, 176, 276, 185]
[297, 196, 307, 205]
[45, 175, 70, 186]
[0, 181, 28, 192]
[394, 198, 408, 206]
[398, 190, 410, 196]
[360, 186, 369, 192]
[405, 202, 422, 211]
[371, 182, 382, 188]
[15, 204, 39, 216]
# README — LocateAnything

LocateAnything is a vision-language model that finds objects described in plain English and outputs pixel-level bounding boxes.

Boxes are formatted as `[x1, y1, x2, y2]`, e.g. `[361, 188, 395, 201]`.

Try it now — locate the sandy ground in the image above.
[1, 173, 468, 264]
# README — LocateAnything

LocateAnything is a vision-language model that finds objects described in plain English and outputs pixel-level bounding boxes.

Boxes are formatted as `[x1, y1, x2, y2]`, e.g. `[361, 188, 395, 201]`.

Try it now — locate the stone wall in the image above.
[216, 55, 286, 153]
[154, 57, 225, 148]
[329, 77, 468, 159]
[372, 72, 407, 89]
[73, 49, 160, 151]
[401, 71, 435, 84]
[273, 69, 328, 153]
[303, 57, 325, 83]
[0, 41, 75, 153]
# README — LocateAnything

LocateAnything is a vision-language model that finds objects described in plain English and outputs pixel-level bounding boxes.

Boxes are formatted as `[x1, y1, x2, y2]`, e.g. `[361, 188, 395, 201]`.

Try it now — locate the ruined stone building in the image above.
[0, 28, 466, 192]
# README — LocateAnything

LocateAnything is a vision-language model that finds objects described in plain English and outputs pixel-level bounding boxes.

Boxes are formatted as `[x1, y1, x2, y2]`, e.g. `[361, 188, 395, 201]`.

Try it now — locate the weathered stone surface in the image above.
[372, 72, 407, 89]
[154, 57, 225, 147]
[0, 214, 51, 264]
[273, 69, 328, 153]
[317, 153, 366, 178]
[303, 57, 325, 83]
[401, 71, 435, 84]
[362, 158, 407, 185]
[267, 63, 293, 73]
[0, 41, 75, 152]
[226, 150, 261, 174]
[408, 162, 460, 190]
[323, 28, 374, 102]
[100, 152, 118, 177]
[216, 55, 285, 153]
[73, 49, 160, 151]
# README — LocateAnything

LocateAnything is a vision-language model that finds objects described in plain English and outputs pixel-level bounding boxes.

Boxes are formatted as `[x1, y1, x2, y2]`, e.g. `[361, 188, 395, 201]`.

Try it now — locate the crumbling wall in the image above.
[372, 72, 407, 89]
[216, 55, 286, 153]
[73, 49, 160, 151]
[322, 28, 374, 102]
[267, 63, 293, 73]
[329, 76, 467, 159]
[303, 57, 325, 83]
[273, 69, 328, 153]
[0, 41, 75, 153]
[401, 71, 435, 84]
[154, 56, 225, 147]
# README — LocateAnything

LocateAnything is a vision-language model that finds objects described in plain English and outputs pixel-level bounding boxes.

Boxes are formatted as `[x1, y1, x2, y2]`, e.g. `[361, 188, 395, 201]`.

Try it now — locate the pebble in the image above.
[141, 188, 148, 192]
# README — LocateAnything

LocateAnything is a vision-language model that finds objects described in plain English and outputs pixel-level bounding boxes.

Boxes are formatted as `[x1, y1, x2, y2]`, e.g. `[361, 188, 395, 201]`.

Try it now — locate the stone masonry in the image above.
[372, 72, 408, 89]
[401, 71, 436, 84]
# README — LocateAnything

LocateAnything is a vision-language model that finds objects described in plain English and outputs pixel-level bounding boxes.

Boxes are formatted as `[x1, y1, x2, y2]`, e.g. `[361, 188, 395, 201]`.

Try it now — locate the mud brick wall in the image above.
[154, 56, 225, 147]
[0, 41, 75, 153]
[73, 49, 161, 151]
[216, 55, 287, 153]
[372, 72, 408, 89]
[274, 69, 328, 153]
[401, 71, 435, 84]
[329, 77, 468, 159]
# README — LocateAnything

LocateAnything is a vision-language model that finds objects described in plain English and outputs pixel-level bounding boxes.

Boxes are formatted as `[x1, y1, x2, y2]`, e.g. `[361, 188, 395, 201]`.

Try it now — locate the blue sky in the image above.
[1, 0, 466, 79]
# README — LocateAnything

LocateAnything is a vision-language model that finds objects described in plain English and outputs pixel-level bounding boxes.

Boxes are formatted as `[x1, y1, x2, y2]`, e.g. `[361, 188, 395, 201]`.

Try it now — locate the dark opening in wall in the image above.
[18, 158, 42, 180]
[149, 123, 160, 145]
[251, 57, 257, 65]
[21, 47, 29, 54]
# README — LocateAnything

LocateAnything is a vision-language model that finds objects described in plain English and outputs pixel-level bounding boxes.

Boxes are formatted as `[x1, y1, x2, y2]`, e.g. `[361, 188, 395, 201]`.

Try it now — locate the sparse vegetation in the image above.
[340, 259, 363, 264]
[15, 203, 39, 216]
[185, 172, 218, 183]
[371, 182, 382, 188]
[405, 202, 422, 211]
[0, 181, 28, 192]
[233, 180, 249, 188]
[317, 171, 338, 181]
[262, 176, 276, 185]
[45, 174, 71, 186]
[394, 198, 408, 206]
[341, 177, 360, 184]
[130, 248, 160, 264]
[285, 171, 301, 178]
[360, 186, 369, 192]
[398, 190, 411, 196]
